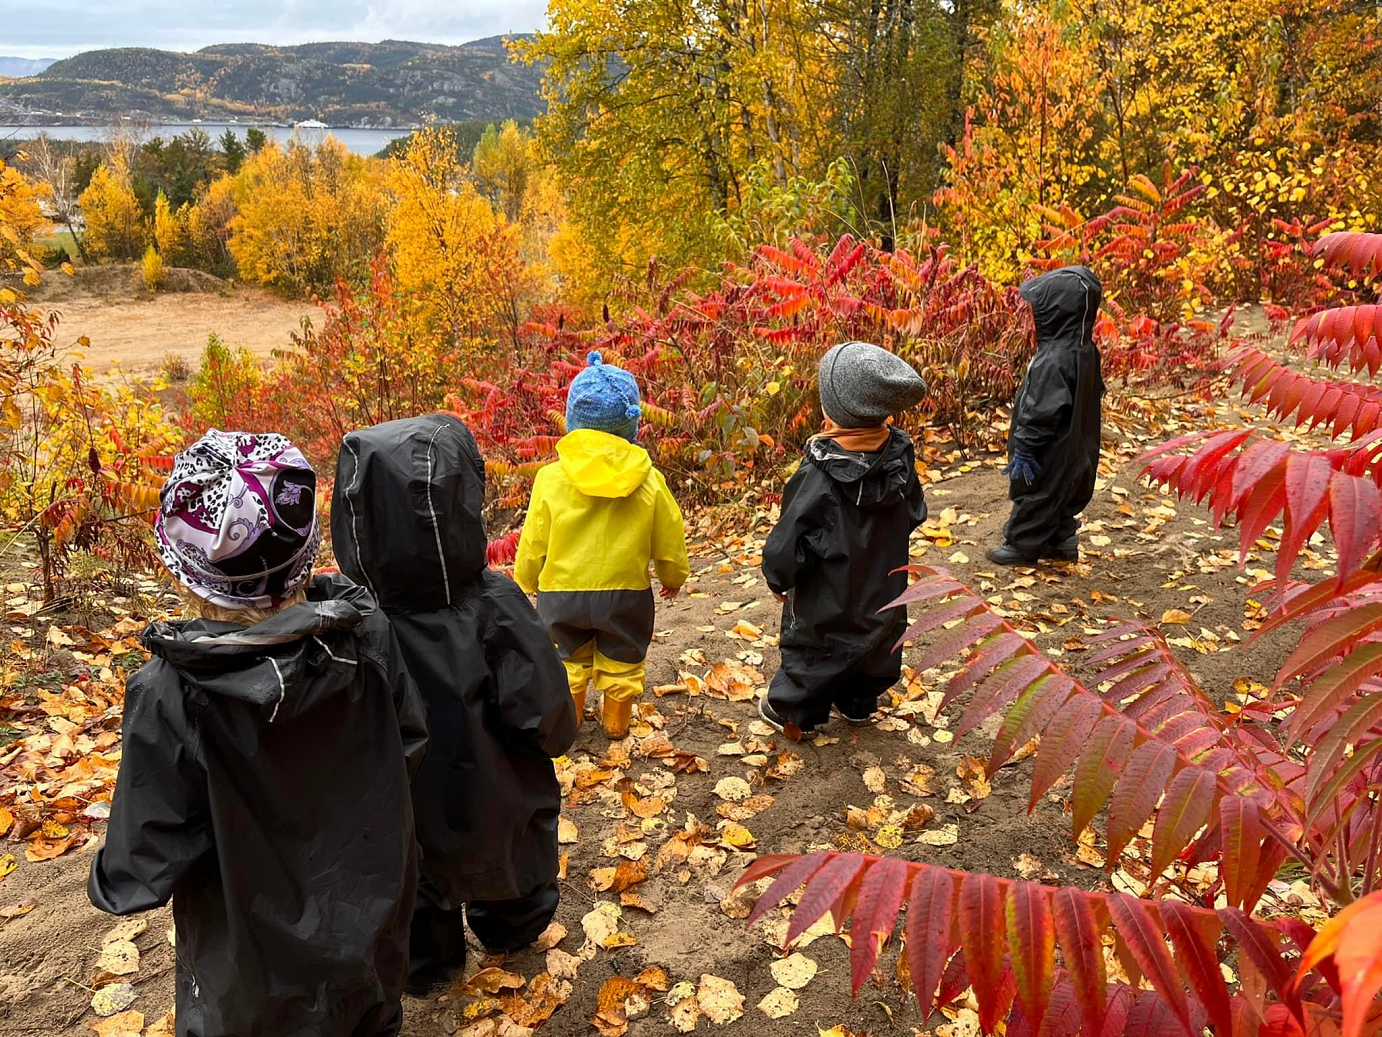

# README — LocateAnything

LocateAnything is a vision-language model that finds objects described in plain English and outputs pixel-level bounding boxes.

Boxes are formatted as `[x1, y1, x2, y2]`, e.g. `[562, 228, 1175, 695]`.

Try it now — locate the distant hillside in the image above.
[0, 38, 543, 126]
[0, 56, 55, 77]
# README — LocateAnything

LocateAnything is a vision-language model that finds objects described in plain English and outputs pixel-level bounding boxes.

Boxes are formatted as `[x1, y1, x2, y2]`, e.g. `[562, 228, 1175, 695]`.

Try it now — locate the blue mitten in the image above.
[1003, 449, 1042, 485]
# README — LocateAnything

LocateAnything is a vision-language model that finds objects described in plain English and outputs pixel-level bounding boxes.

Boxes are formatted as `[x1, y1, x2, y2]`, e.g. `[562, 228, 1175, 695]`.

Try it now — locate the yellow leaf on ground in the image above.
[720, 823, 755, 848]
[757, 987, 799, 1019]
[1160, 608, 1193, 625]
[861, 766, 887, 794]
[696, 974, 744, 1024]
[769, 952, 817, 990]
[102, 918, 148, 945]
[713, 777, 752, 802]
[95, 940, 140, 976]
[89, 1009, 143, 1036]
[90, 984, 137, 1017]
[558, 816, 578, 844]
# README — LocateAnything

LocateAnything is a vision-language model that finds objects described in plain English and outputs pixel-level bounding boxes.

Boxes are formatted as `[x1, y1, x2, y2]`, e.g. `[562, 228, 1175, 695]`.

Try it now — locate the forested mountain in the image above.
[0, 38, 542, 126]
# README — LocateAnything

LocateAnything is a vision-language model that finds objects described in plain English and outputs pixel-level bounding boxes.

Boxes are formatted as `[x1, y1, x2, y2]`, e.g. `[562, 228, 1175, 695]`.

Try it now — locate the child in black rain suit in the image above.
[89, 430, 427, 1037]
[759, 341, 929, 736]
[333, 414, 577, 994]
[986, 265, 1105, 566]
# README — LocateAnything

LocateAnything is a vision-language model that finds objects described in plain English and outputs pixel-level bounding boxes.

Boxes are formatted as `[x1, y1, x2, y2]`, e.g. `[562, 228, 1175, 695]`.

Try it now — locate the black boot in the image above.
[1044, 534, 1079, 562]
[985, 543, 1038, 567]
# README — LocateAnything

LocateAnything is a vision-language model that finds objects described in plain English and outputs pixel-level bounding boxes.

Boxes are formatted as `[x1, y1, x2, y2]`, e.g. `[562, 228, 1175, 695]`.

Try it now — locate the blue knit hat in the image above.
[566, 352, 641, 441]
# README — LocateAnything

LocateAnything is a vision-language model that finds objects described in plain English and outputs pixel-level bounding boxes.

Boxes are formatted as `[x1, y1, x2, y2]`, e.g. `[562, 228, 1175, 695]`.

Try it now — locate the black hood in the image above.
[332, 414, 487, 611]
[806, 427, 916, 508]
[1018, 265, 1102, 347]
[141, 573, 372, 721]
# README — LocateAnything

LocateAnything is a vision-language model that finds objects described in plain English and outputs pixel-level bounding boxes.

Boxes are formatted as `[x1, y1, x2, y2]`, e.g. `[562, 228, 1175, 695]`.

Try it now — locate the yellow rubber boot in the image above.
[563, 641, 595, 725]
[594, 652, 646, 739]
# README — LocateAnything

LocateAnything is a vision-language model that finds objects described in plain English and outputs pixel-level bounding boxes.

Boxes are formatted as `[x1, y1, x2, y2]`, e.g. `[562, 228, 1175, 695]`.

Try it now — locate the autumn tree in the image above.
[78, 156, 149, 262]
[385, 127, 527, 349]
[227, 138, 387, 295]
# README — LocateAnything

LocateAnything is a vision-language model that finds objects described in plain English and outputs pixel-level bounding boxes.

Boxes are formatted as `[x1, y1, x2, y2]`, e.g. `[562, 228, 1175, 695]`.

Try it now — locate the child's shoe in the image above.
[985, 543, 1038, 567]
[1044, 534, 1079, 562]
[601, 696, 632, 739]
[758, 692, 814, 739]
[831, 703, 875, 726]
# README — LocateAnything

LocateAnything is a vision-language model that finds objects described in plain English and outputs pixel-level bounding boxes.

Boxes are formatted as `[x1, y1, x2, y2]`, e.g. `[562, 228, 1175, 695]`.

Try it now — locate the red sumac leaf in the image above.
[906, 866, 955, 1016]
[1053, 887, 1107, 1036]
[849, 857, 909, 995]
[1107, 895, 1191, 1034]
[959, 871, 1008, 1032]
[744, 851, 829, 926]
[1029, 696, 1101, 810]
[786, 853, 866, 945]
[1007, 882, 1056, 1034]
[1329, 473, 1382, 585]
[1107, 741, 1178, 862]
[1071, 715, 1135, 839]
[1162, 899, 1232, 1036]
[1150, 767, 1217, 877]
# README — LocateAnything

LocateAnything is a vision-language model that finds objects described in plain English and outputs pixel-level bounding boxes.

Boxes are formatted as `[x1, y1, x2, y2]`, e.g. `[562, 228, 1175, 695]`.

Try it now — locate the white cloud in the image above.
[0, 0, 548, 58]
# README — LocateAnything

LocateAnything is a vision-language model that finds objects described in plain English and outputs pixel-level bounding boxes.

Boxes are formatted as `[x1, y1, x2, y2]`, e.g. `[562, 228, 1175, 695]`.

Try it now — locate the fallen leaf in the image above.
[90, 983, 137, 1017]
[757, 987, 799, 1019]
[720, 823, 755, 849]
[0, 806, 11, 837]
[546, 948, 583, 981]
[696, 974, 744, 1025]
[667, 981, 701, 1032]
[144, 1010, 175, 1036]
[89, 1010, 143, 1036]
[0, 854, 17, 882]
[558, 817, 578, 844]
[1160, 608, 1193, 625]
[0, 897, 37, 920]
[713, 776, 753, 802]
[103, 918, 148, 945]
[918, 823, 960, 846]
[769, 952, 817, 990]
[861, 766, 887, 794]
[534, 921, 567, 951]
[590, 859, 648, 893]
[96, 940, 140, 976]
[873, 823, 904, 849]
[464, 968, 525, 995]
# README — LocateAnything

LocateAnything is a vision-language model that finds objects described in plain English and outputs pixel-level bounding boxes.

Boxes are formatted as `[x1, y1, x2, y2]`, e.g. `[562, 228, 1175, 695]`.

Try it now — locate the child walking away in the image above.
[89, 430, 427, 1037]
[986, 264, 1105, 566]
[333, 414, 576, 994]
[515, 352, 690, 739]
[759, 341, 928, 737]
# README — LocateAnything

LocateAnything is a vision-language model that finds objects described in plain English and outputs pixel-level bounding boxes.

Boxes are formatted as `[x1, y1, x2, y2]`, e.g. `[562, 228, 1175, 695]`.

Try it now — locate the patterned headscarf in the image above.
[155, 430, 321, 610]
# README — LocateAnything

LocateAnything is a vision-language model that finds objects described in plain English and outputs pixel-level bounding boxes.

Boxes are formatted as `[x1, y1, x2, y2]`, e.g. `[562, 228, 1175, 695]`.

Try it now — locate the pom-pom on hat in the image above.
[565, 351, 642, 442]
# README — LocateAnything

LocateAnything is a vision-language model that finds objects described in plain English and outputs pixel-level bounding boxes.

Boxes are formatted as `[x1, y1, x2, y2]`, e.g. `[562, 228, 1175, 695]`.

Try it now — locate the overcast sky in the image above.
[0, 0, 549, 60]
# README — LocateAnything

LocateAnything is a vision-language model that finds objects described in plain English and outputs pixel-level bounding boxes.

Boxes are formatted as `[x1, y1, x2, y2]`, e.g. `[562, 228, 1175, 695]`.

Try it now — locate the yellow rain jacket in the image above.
[515, 429, 690, 594]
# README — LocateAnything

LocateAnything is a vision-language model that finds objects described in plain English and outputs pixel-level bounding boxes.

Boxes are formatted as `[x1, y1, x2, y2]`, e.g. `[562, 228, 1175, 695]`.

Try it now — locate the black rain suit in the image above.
[1004, 265, 1106, 558]
[762, 428, 927, 728]
[332, 414, 577, 986]
[88, 575, 427, 1037]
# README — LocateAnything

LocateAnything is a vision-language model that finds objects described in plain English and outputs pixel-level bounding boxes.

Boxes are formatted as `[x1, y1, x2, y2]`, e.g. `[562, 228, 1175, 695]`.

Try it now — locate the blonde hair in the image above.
[179, 586, 309, 626]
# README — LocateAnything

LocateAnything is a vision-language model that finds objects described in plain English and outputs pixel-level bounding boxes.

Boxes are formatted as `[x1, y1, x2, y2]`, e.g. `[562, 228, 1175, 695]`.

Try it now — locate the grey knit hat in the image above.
[818, 341, 928, 428]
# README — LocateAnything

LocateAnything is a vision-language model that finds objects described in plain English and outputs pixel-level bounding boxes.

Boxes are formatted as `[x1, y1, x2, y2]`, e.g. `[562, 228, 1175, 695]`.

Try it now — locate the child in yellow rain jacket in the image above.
[516, 352, 690, 738]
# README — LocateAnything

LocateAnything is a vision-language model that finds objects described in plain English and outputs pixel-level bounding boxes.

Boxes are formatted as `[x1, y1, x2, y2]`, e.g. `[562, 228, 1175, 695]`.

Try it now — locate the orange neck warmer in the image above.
[814, 418, 892, 453]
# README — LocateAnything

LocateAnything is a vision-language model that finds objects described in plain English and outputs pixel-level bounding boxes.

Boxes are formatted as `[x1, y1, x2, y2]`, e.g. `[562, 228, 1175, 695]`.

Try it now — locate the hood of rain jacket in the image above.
[514, 429, 690, 594]
[762, 428, 927, 681]
[1006, 265, 1106, 555]
[89, 574, 427, 1037]
[333, 415, 577, 907]
[557, 428, 653, 498]
[334, 413, 486, 611]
